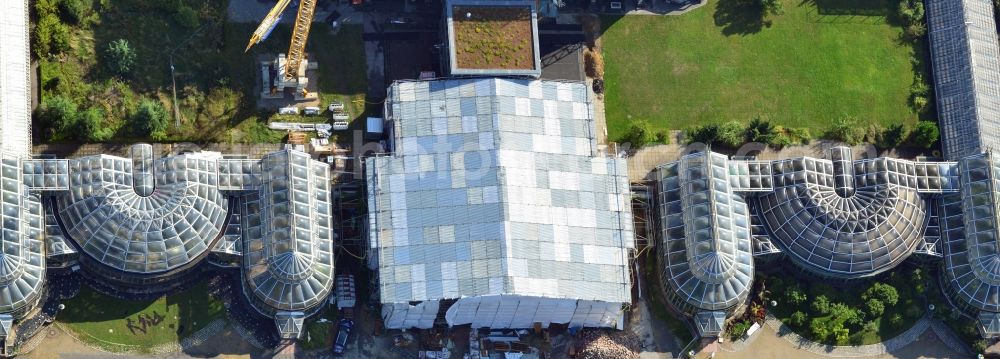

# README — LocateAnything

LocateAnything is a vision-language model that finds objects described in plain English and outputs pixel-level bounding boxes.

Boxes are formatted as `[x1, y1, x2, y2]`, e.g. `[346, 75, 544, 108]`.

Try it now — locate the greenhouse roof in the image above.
[927, 0, 1000, 160]
[368, 78, 634, 305]
[656, 152, 754, 312]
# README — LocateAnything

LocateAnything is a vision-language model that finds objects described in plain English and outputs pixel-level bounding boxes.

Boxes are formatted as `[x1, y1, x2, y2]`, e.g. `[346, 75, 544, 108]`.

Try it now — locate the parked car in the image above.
[332, 318, 354, 355]
[389, 16, 419, 25]
[332, 121, 349, 130]
[303, 106, 321, 115]
[278, 106, 300, 115]
[328, 102, 345, 112]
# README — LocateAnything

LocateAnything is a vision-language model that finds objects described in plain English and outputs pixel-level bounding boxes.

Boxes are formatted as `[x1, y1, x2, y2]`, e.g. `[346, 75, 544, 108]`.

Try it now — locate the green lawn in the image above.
[57, 282, 226, 352]
[765, 266, 926, 345]
[600, 0, 925, 141]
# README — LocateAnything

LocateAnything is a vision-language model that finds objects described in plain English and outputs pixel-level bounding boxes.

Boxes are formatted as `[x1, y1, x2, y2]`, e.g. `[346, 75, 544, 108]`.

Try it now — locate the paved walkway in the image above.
[627, 142, 883, 181]
[698, 314, 972, 359]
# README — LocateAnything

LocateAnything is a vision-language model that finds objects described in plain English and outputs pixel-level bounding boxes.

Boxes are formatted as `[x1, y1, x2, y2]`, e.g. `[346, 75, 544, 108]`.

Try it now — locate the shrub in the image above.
[910, 121, 939, 149]
[910, 268, 926, 292]
[584, 48, 605, 79]
[974, 340, 988, 353]
[655, 129, 671, 145]
[789, 311, 807, 327]
[787, 127, 812, 145]
[727, 320, 752, 341]
[811, 295, 831, 315]
[684, 124, 718, 145]
[717, 121, 745, 148]
[746, 117, 778, 144]
[833, 327, 850, 345]
[175, 6, 200, 29]
[830, 303, 862, 327]
[78, 107, 114, 141]
[760, 0, 783, 15]
[785, 284, 807, 306]
[769, 133, 793, 148]
[810, 318, 830, 340]
[889, 313, 904, 328]
[33, 15, 72, 57]
[39, 95, 79, 133]
[133, 98, 169, 136]
[876, 123, 908, 149]
[104, 39, 136, 76]
[35, 0, 59, 17]
[825, 116, 864, 145]
[59, 0, 92, 24]
[863, 283, 900, 306]
[620, 120, 656, 149]
[865, 298, 885, 318]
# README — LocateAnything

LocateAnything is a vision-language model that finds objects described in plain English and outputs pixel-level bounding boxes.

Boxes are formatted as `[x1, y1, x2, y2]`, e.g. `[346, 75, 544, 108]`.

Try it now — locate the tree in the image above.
[78, 107, 114, 142]
[863, 282, 899, 306]
[133, 98, 169, 136]
[811, 295, 831, 315]
[105, 39, 136, 76]
[876, 123, 908, 149]
[829, 303, 862, 327]
[746, 117, 778, 144]
[865, 298, 885, 318]
[789, 311, 807, 327]
[620, 120, 656, 149]
[910, 121, 939, 149]
[39, 96, 79, 133]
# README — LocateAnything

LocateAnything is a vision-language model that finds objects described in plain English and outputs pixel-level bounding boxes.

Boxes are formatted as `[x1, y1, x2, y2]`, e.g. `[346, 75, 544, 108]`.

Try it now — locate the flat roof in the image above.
[446, 0, 542, 77]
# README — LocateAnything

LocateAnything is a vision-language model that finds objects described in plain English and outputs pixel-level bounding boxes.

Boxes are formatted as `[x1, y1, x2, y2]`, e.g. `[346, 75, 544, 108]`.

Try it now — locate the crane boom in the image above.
[245, 0, 293, 52]
[284, 0, 317, 80]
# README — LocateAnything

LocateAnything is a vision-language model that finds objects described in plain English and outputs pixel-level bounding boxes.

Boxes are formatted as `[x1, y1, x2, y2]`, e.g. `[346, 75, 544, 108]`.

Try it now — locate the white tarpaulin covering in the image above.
[444, 295, 621, 329]
[382, 300, 440, 329]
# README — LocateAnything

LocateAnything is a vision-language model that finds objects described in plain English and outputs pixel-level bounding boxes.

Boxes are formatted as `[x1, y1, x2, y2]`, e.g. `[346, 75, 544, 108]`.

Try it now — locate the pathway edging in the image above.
[756, 313, 930, 357]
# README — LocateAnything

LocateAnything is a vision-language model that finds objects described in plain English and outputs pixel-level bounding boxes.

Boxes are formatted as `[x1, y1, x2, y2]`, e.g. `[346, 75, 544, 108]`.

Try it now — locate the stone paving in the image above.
[626, 142, 884, 181]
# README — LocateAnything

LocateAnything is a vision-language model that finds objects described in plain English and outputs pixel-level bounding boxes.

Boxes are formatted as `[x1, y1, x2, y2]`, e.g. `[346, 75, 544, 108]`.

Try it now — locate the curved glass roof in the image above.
[941, 153, 1000, 313]
[757, 160, 927, 278]
[56, 148, 228, 274]
[657, 152, 753, 312]
[242, 151, 334, 313]
[0, 157, 44, 315]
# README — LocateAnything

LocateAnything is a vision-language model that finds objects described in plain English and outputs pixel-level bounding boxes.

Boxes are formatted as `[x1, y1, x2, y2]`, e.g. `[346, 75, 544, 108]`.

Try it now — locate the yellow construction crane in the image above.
[246, 0, 317, 96]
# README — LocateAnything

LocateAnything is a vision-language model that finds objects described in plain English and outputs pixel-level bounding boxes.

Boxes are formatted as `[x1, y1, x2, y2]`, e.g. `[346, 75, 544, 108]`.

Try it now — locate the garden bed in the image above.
[762, 265, 927, 345]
